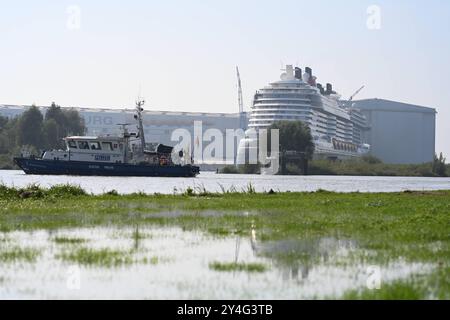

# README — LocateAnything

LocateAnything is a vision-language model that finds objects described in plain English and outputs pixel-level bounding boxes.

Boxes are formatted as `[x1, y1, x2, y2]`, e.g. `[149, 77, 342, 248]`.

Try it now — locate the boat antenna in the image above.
[134, 98, 146, 154]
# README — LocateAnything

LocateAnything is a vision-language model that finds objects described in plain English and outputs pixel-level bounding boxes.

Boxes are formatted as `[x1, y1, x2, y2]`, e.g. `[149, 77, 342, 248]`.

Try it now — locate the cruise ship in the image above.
[238, 65, 370, 163]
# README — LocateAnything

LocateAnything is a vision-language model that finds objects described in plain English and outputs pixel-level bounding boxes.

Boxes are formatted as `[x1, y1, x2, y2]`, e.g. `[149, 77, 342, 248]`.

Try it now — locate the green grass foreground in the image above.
[0, 184, 449, 299]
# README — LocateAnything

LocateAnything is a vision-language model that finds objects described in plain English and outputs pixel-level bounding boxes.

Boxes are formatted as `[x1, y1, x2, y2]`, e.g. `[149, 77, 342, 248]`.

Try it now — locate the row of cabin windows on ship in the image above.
[67, 140, 122, 152]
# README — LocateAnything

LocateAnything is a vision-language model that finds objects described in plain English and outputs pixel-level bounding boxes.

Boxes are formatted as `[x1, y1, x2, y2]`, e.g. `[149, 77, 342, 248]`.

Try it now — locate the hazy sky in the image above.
[1, 0, 449, 157]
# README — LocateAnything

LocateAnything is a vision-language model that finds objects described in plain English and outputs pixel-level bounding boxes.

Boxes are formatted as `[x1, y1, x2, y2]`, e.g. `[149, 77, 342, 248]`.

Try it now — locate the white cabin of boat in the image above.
[42, 135, 128, 163]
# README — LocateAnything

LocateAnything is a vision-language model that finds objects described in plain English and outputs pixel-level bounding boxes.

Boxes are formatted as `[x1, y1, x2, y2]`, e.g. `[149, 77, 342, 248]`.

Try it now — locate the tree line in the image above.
[0, 103, 85, 168]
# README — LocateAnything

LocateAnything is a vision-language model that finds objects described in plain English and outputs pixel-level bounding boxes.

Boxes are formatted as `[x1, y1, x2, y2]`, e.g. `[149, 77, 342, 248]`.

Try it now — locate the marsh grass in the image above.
[53, 236, 87, 245]
[0, 185, 449, 297]
[58, 247, 133, 267]
[132, 229, 151, 241]
[105, 189, 119, 196]
[0, 183, 87, 200]
[342, 267, 450, 300]
[0, 247, 40, 263]
[181, 182, 257, 196]
[142, 256, 159, 265]
[209, 261, 268, 273]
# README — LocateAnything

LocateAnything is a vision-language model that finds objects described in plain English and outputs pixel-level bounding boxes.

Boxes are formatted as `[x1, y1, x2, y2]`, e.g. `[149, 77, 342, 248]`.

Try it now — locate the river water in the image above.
[1, 170, 450, 194]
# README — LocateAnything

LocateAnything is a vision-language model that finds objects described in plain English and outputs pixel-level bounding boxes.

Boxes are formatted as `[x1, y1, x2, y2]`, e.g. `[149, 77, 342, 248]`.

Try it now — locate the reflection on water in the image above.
[251, 236, 358, 282]
[0, 225, 433, 299]
[1, 170, 450, 194]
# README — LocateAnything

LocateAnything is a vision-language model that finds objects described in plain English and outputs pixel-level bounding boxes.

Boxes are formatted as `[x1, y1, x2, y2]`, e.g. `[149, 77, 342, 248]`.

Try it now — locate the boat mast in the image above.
[135, 99, 146, 154]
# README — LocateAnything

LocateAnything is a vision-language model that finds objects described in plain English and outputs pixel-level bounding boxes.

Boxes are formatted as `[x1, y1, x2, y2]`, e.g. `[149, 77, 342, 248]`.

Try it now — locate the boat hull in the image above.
[13, 158, 200, 177]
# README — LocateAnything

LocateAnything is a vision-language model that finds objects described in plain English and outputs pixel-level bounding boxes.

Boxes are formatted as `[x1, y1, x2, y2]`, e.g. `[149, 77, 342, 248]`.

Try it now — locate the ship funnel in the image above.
[305, 67, 312, 77]
[294, 67, 302, 80]
[305, 67, 316, 86]
[317, 83, 325, 95]
[326, 83, 333, 95]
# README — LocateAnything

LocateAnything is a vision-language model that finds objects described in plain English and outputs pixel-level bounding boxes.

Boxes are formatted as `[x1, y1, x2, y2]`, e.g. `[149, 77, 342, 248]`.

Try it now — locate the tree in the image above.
[45, 102, 66, 124]
[432, 152, 447, 177]
[0, 116, 10, 153]
[43, 118, 59, 149]
[269, 121, 315, 175]
[43, 103, 86, 148]
[0, 103, 86, 168]
[64, 108, 85, 136]
[0, 115, 8, 130]
[16, 105, 44, 149]
[0, 117, 18, 154]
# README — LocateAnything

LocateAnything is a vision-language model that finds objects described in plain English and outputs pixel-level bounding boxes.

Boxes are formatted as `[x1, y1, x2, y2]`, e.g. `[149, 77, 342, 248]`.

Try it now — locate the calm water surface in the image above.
[1, 170, 450, 194]
[0, 225, 433, 299]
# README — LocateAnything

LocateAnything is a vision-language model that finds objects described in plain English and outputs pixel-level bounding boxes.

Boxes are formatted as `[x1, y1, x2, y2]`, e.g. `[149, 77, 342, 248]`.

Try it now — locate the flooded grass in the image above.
[0, 187, 449, 299]
[53, 236, 87, 245]
[141, 256, 159, 265]
[342, 266, 450, 300]
[0, 247, 40, 263]
[209, 261, 268, 273]
[57, 247, 133, 267]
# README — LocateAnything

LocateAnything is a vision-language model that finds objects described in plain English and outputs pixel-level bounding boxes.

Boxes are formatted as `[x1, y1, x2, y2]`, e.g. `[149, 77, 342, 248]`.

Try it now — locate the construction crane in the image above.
[236, 66, 247, 131]
[348, 85, 365, 102]
[236, 66, 244, 114]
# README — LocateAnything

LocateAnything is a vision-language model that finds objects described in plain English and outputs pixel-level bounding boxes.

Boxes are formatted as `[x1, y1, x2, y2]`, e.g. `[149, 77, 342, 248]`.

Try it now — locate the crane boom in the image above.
[236, 66, 243, 114]
[348, 85, 365, 102]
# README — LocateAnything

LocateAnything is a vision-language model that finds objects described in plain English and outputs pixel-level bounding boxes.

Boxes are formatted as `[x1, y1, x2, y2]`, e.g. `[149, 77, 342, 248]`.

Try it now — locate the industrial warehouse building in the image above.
[0, 99, 436, 165]
[353, 99, 436, 164]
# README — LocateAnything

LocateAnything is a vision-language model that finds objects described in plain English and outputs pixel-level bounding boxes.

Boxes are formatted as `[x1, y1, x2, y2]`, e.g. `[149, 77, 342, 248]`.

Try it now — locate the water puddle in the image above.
[0, 226, 434, 299]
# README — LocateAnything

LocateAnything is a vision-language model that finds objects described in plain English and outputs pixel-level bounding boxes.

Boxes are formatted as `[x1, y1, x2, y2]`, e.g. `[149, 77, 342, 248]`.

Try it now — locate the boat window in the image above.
[68, 140, 77, 149]
[101, 142, 113, 151]
[78, 141, 90, 150]
[89, 141, 101, 150]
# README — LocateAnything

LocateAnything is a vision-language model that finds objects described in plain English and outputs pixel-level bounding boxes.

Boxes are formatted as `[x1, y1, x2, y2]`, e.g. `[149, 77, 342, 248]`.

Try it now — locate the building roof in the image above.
[0, 104, 245, 118]
[352, 98, 436, 114]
